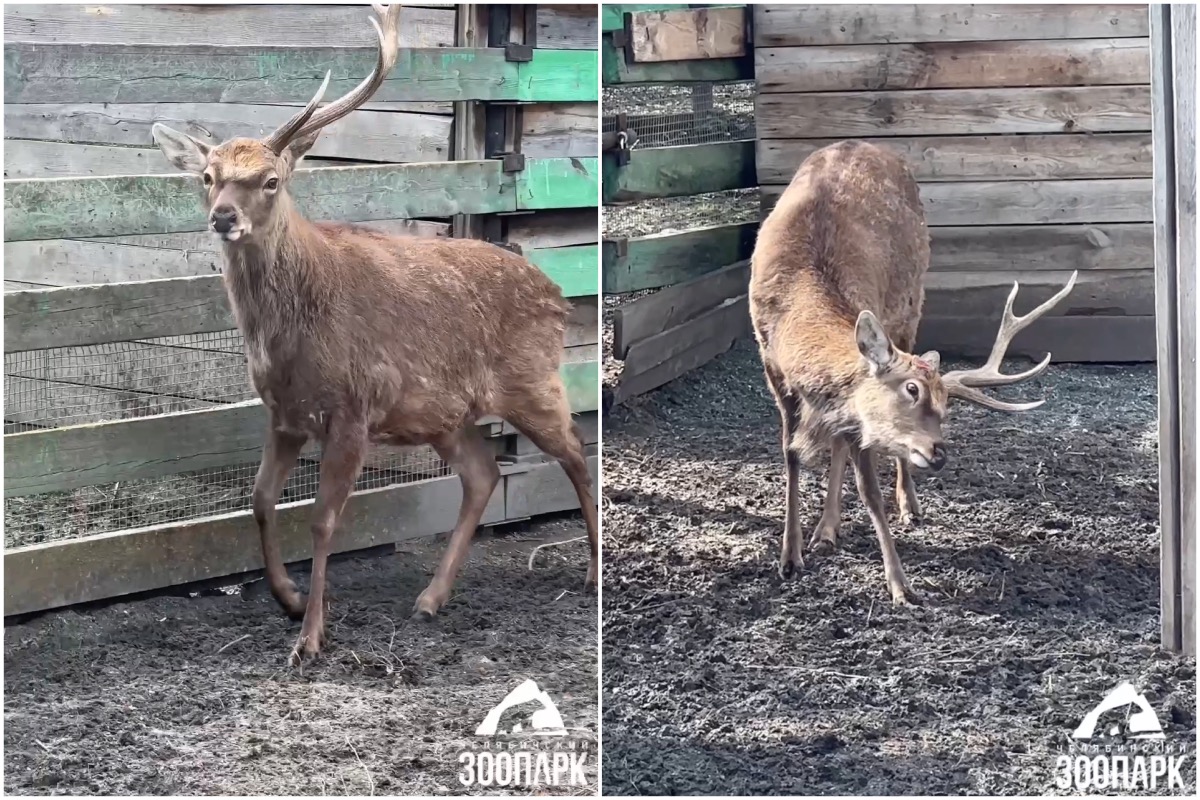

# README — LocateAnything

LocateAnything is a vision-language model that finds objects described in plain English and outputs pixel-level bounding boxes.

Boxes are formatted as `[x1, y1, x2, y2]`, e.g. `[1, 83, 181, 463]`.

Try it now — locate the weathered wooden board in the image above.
[753, 4, 1150, 47]
[508, 209, 598, 250]
[4, 44, 599, 104]
[929, 223, 1154, 273]
[613, 260, 750, 357]
[506, 454, 599, 518]
[603, 221, 756, 294]
[527, 245, 599, 298]
[5, 361, 600, 498]
[614, 313, 746, 403]
[3, 4, 456, 47]
[566, 297, 600, 347]
[537, 4, 600, 49]
[756, 39, 1149, 94]
[3, 141, 317, 180]
[629, 7, 746, 63]
[603, 140, 755, 202]
[916, 315, 1155, 362]
[5, 103, 453, 164]
[755, 86, 1152, 139]
[757, 134, 1153, 184]
[622, 294, 750, 377]
[522, 103, 600, 159]
[6, 157, 597, 241]
[602, 34, 753, 84]
[761, 179, 1154, 226]
[924, 269, 1153, 318]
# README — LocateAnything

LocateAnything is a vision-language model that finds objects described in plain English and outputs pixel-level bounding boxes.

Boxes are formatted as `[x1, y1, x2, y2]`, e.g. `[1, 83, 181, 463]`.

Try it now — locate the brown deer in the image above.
[150, 5, 597, 663]
[749, 140, 1076, 605]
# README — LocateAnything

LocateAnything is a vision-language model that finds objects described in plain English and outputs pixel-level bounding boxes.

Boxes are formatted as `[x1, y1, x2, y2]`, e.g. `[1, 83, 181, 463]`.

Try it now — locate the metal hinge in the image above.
[504, 43, 533, 62]
[494, 152, 525, 173]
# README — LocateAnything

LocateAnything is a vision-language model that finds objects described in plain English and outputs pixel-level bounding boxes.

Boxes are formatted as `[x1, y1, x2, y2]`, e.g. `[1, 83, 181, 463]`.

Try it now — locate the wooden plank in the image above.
[756, 39, 1149, 94]
[506, 454, 598, 518]
[4, 361, 601, 498]
[924, 269, 1153, 318]
[929, 224, 1154, 273]
[6, 157, 596, 242]
[916, 315, 1156, 363]
[755, 86, 1152, 139]
[752, 4, 1151, 47]
[508, 209, 598, 249]
[5, 104, 453, 164]
[602, 33, 753, 84]
[527, 245, 599, 298]
[2, 141, 320, 180]
[629, 7, 746, 63]
[537, 5, 600, 49]
[757, 134, 1153, 184]
[522, 102, 600, 158]
[602, 221, 756, 293]
[602, 140, 755, 202]
[3, 4, 457, 47]
[613, 260, 749, 356]
[614, 315, 745, 403]
[760, 179, 1154, 226]
[3, 44, 599, 103]
[623, 293, 750, 375]
[566, 297, 600, 347]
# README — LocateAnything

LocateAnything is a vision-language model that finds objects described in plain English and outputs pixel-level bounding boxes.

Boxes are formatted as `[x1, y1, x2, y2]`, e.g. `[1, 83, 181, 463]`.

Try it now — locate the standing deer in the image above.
[749, 140, 1076, 604]
[151, 5, 597, 663]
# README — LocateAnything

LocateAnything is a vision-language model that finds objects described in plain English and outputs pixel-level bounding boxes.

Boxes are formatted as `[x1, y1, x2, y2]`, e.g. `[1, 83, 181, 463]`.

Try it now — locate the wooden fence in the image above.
[1150, 3, 1195, 656]
[2, 3, 600, 617]
[756, 4, 1155, 362]
[601, 3, 757, 404]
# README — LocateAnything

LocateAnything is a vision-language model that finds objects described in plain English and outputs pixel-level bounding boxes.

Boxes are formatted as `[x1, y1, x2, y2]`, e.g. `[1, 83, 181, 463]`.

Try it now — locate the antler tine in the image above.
[263, 71, 331, 154]
[290, 3, 402, 142]
[942, 270, 1078, 412]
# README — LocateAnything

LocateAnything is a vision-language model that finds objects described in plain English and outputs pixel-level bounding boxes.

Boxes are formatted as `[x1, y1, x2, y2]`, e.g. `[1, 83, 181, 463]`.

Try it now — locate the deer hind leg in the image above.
[853, 448, 920, 605]
[504, 375, 598, 588]
[252, 423, 308, 620]
[413, 425, 501, 620]
[764, 362, 805, 578]
[894, 457, 921, 526]
[291, 414, 367, 665]
[809, 437, 849, 555]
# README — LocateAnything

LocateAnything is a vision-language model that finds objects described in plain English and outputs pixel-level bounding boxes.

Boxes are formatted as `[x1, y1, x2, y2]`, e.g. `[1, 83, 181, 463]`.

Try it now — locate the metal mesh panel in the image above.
[602, 81, 755, 148]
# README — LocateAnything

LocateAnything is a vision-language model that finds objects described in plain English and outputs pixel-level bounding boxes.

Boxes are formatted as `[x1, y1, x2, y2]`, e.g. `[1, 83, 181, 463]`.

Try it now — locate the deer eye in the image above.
[202, 172, 213, 187]
[905, 382, 921, 401]
[264, 177, 279, 192]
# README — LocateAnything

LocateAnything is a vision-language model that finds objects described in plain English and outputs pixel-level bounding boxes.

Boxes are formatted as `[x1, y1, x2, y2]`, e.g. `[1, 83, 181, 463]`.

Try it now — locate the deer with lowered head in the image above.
[749, 140, 1076, 605]
[151, 5, 597, 663]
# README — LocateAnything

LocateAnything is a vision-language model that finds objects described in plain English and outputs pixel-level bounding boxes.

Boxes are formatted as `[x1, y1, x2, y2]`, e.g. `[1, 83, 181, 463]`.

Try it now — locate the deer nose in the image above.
[929, 443, 948, 471]
[211, 206, 238, 233]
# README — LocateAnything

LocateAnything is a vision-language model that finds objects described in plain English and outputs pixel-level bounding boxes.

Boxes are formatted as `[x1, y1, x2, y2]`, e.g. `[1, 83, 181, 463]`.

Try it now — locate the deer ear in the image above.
[151, 123, 210, 173]
[918, 350, 941, 373]
[855, 310, 895, 374]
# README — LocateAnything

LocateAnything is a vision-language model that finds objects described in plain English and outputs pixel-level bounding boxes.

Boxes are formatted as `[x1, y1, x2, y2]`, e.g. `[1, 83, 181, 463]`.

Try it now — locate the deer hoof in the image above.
[412, 589, 444, 621]
[585, 559, 598, 590]
[289, 629, 325, 666]
[898, 510, 923, 528]
[779, 553, 804, 579]
[890, 584, 922, 606]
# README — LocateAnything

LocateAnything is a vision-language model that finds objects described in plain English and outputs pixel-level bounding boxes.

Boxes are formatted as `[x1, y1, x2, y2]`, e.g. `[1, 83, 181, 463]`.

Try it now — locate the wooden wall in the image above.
[755, 4, 1155, 362]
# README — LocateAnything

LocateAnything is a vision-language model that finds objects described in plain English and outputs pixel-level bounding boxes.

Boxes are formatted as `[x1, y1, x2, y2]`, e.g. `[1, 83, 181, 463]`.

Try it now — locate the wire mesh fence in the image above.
[602, 82, 756, 148]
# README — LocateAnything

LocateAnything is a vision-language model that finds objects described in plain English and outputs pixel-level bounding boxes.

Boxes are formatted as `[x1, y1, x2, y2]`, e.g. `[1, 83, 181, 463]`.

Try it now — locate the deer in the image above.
[748, 140, 1076, 605]
[150, 4, 597, 664]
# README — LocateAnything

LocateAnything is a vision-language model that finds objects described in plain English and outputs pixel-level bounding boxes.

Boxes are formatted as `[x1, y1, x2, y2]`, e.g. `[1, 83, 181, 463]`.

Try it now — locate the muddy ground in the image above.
[601, 338, 1195, 796]
[4, 516, 597, 796]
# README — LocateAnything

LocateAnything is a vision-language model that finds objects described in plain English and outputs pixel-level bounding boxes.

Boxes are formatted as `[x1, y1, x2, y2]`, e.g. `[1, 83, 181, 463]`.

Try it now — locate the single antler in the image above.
[941, 270, 1078, 412]
[263, 4, 402, 154]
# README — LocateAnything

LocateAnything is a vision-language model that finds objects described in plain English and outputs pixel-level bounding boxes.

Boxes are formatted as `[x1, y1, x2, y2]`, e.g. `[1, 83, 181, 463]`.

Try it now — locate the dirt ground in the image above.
[601, 338, 1196, 796]
[4, 516, 597, 796]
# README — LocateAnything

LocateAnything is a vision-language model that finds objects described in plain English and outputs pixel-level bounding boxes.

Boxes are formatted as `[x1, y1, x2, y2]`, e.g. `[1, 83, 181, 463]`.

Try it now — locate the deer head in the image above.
[150, 4, 402, 243]
[837, 271, 1079, 471]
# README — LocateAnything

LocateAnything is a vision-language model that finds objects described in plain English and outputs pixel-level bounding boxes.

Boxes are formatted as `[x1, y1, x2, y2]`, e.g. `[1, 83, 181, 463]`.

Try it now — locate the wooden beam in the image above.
[923, 269, 1153, 318]
[755, 86, 1152, 140]
[507, 208, 598, 250]
[4, 361, 601, 498]
[602, 221, 756, 293]
[613, 260, 749, 357]
[526, 244, 599, 298]
[4, 44, 599, 104]
[5, 157, 598, 241]
[602, 33, 752, 84]
[916, 315, 1156, 363]
[756, 39, 1149, 94]
[622, 293, 749, 376]
[522, 102, 600, 158]
[628, 7, 746, 63]
[929, 224, 1154, 273]
[536, 5, 599, 49]
[614, 311, 747, 403]
[603, 140, 755, 202]
[752, 4, 1150, 47]
[757, 134, 1153, 184]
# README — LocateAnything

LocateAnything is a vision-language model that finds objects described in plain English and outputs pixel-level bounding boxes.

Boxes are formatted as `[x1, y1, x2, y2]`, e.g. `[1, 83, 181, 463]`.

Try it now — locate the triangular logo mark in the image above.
[1072, 681, 1166, 740]
[475, 679, 567, 737]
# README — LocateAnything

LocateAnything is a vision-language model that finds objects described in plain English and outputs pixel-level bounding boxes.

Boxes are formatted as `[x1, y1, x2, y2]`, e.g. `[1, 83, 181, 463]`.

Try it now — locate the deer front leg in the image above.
[853, 449, 920, 605]
[252, 423, 308, 619]
[894, 457, 921, 526]
[809, 437, 849, 554]
[413, 426, 501, 620]
[291, 414, 367, 665]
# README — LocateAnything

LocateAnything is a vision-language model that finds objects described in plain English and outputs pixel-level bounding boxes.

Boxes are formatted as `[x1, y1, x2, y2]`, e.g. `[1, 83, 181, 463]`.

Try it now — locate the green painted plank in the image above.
[601, 4, 745, 32]
[4, 361, 600, 498]
[4, 45, 598, 103]
[5, 158, 596, 242]
[603, 221, 757, 293]
[602, 140, 756, 203]
[516, 157, 599, 210]
[527, 245, 599, 298]
[602, 34, 752, 85]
